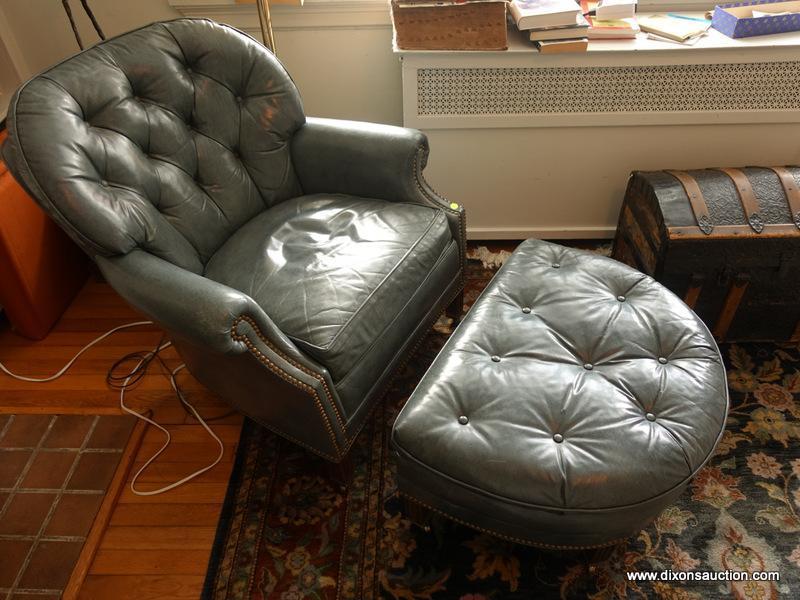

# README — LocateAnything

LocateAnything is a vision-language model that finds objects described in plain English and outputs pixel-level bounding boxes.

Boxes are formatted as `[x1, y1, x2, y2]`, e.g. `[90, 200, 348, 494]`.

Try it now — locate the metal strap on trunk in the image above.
[716, 168, 764, 233]
[665, 170, 713, 235]
[767, 166, 800, 229]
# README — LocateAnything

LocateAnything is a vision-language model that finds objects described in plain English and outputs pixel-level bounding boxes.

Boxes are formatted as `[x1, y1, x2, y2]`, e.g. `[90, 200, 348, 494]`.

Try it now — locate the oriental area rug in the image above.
[203, 247, 800, 600]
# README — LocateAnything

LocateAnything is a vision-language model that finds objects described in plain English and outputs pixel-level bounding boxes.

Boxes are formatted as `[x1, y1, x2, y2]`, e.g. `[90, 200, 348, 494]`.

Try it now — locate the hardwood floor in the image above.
[0, 278, 241, 600]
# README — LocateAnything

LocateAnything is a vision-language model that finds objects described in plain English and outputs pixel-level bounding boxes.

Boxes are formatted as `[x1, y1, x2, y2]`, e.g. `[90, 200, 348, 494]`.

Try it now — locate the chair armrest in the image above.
[291, 117, 467, 270]
[292, 117, 438, 206]
[95, 250, 319, 370]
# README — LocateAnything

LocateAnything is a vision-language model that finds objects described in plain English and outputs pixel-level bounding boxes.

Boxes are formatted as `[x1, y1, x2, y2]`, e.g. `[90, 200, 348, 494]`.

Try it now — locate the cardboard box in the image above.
[712, 0, 800, 38]
[391, 0, 508, 51]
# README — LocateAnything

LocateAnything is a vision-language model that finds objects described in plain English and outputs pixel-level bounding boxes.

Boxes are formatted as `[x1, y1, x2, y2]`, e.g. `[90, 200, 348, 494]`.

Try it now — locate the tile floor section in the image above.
[0, 414, 134, 599]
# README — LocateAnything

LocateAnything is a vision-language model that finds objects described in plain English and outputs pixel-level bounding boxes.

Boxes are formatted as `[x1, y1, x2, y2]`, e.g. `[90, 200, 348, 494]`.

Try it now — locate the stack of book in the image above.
[508, 0, 590, 53]
[509, 0, 641, 52]
[580, 0, 640, 39]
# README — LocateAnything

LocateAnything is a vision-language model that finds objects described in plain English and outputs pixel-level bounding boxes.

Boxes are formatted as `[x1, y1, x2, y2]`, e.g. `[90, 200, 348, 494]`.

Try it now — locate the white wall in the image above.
[0, 0, 181, 76]
[0, 0, 401, 124]
[275, 26, 401, 125]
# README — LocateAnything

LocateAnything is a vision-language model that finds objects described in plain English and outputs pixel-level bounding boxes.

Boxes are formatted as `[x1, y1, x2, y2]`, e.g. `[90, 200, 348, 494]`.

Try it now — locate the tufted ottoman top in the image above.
[392, 239, 729, 547]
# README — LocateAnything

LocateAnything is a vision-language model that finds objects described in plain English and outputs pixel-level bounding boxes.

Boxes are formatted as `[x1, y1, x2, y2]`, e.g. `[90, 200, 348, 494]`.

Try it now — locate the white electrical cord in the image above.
[0, 321, 153, 382]
[0, 321, 224, 496]
[120, 358, 224, 495]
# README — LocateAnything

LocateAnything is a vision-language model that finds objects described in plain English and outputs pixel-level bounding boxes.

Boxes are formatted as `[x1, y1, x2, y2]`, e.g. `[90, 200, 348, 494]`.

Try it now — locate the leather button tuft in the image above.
[553, 433, 564, 443]
[186, 67, 193, 74]
[658, 357, 668, 364]
[617, 295, 626, 302]
[552, 263, 560, 269]
[491, 355, 501, 363]
[583, 363, 593, 370]
[100, 179, 108, 187]
[458, 415, 469, 425]
[645, 412, 656, 422]
[236, 95, 243, 103]
[522, 307, 531, 314]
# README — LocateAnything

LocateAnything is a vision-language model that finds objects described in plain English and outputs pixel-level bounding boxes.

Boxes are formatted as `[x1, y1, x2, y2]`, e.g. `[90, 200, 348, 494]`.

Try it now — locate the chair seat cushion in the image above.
[205, 193, 452, 383]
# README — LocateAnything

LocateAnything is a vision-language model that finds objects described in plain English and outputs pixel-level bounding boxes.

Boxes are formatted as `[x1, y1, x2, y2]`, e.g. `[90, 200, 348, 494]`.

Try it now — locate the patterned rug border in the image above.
[202, 417, 257, 599]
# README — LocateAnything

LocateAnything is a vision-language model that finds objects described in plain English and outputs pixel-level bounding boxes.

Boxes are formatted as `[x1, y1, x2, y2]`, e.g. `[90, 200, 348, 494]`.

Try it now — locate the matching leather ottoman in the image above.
[391, 239, 729, 548]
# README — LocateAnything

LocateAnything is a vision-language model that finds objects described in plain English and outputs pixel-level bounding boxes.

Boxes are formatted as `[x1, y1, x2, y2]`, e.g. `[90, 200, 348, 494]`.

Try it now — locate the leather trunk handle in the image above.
[716, 168, 764, 233]
[665, 170, 713, 235]
[767, 166, 800, 229]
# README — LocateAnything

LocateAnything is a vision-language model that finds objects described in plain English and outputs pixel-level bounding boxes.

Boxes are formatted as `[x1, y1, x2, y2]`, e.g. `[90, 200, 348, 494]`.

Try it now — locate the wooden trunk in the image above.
[612, 166, 800, 342]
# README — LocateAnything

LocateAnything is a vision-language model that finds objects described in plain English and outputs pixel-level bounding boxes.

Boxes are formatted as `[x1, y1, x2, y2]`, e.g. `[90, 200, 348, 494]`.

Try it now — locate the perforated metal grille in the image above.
[417, 62, 800, 115]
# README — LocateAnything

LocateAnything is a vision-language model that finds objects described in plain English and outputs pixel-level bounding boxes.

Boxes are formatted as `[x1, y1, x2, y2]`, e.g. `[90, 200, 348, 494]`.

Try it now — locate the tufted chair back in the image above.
[3, 19, 305, 274]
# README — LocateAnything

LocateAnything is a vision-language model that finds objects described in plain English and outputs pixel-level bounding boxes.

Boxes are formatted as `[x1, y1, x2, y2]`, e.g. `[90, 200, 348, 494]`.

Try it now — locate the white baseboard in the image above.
[467, 226, 616, 241]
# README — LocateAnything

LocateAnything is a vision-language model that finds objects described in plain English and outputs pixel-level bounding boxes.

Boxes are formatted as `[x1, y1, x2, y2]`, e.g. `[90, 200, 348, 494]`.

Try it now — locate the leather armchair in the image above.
[2, 18, 465, 462]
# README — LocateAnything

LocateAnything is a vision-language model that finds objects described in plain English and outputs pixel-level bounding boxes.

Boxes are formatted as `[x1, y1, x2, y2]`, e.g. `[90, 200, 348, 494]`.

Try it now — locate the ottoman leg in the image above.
[446, 290, 464, 323]
[587, 541, 627, 575]
[401, 495, 433, 533]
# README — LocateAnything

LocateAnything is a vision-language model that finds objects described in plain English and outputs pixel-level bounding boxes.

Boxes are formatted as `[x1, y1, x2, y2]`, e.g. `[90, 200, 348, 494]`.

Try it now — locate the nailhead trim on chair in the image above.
[413, 146, 467, 288]
[232, 315, 347, 434]
[332, 282, 466, 460]
[399, 492, 631, 551]
[231, 321, 343, 460]
[231, 265, 464, 463]
[230, 277, 465, 463]
[246, 411, 339, 463]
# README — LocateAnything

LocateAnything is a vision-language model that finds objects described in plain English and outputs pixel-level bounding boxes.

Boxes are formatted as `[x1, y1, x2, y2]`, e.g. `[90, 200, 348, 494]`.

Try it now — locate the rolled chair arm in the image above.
[97, 250, 297, 358]
[292, 117, 431, 203]
[95, 250, 336, 396]
[291, 117, 467, 271]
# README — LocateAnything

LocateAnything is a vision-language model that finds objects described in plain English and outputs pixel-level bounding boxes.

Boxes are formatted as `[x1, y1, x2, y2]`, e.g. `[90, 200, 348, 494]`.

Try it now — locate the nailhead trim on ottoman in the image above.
[391, 239, 729, 548]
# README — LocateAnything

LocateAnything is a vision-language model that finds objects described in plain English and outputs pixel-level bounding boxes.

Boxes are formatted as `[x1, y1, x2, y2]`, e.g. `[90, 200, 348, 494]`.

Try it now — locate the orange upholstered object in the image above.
[0, 129, 89, 339]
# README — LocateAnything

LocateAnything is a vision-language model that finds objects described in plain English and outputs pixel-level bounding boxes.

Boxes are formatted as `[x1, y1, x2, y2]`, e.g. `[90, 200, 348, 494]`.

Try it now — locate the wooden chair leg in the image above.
[400, 495, 433, 533]
[324, 452, 354, 491]
[446, 290, 464, 324]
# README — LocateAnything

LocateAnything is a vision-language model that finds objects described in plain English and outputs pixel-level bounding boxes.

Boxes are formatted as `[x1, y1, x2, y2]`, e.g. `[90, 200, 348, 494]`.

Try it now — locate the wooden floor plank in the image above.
[89, 549, 210, 575]
[118, 482, 230, 504]
[109, 504, 224, 527]
[101, 526, 217, 550]
[79, 575, 206, 600]
[141, 424, 242, 445]
[134, 442, 237, 465]
[129, 460, 237, 483]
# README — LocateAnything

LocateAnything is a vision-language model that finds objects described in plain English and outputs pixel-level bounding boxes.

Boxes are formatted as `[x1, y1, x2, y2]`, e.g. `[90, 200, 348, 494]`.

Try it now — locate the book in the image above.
[645, 31, 704, 45]
[580, 0, 640, 38]
[638, 14, 711, 42]
[528, 14, 590, 41]
[595, 0, 636, 21]
[536, 37, 589, 53]
[509, 0, 582, 30]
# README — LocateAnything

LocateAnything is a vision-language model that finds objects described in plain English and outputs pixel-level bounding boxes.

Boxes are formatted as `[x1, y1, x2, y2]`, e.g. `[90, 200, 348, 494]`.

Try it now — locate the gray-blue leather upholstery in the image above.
[2, 18, 465, 462]
[392, 239, 728, 547]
